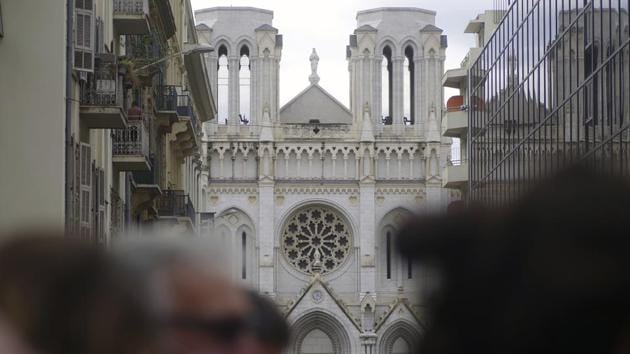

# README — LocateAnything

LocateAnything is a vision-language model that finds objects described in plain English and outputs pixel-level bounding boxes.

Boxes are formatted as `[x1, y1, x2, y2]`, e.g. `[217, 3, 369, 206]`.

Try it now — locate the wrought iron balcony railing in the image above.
[158, 190, 196, 224]
[112, 119, 149, 156]
[80, 53, 125, 107]
[113, 0, 148, 15]
[154, 85, 179, 112]
[121, 34, 162, 67]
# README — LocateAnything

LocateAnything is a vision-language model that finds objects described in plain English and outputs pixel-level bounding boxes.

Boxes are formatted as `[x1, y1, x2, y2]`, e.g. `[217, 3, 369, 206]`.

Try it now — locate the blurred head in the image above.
[0, 232, 158, 354]
[0, 314, 35, 354]
[117, 240, 253, 354]
[244, 290, 289, 354]
[398, 166, 630, 354]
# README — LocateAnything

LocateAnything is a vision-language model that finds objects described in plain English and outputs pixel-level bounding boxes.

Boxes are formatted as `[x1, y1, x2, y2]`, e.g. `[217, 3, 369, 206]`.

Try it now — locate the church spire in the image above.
[309, 48, 320, 85]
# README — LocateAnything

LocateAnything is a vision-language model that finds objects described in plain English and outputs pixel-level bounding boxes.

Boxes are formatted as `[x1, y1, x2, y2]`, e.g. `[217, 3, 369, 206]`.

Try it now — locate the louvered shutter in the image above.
[79, 143, 92, 240]
[74, 0, 95, 72]
[74, 143, 82, 236]
[98, 168, 105, 244]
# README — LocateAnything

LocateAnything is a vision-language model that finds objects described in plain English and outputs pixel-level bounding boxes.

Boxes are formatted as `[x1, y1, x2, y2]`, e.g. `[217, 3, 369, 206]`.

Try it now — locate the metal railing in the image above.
[80, 53, 125, 107]
[121, 34, 162, 67]
[112, 119, 149, 156]
[154, 85, 179, 112]
[113, 0, 148, 15]
[158, 190, 196, 224]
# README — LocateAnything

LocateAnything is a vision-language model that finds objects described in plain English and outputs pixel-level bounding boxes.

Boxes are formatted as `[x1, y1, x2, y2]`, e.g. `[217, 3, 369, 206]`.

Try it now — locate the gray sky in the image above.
[191, 0, 494, 107]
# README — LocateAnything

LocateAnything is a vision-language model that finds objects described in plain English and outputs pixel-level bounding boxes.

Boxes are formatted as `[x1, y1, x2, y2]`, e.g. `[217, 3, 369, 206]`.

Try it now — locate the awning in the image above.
[183, 45, 216, 122]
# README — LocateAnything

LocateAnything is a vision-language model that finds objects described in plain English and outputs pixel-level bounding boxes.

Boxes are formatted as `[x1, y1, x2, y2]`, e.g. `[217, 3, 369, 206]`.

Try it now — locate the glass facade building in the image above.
[469, 0, 630, 205]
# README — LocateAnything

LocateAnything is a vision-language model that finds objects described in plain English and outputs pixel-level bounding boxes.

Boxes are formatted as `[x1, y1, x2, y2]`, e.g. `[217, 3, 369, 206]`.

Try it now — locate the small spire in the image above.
[309, 48, 320, 85]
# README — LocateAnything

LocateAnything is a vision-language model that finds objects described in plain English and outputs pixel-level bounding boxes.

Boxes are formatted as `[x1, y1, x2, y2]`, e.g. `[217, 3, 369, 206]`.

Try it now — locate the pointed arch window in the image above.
[404, 46, 415, 125]
[382, 46, 393, 125]
[239, 45, 251, 125]
[217, 45, 229, 124]
[241, 231, 247, 279]
[386, 230, 392, 279]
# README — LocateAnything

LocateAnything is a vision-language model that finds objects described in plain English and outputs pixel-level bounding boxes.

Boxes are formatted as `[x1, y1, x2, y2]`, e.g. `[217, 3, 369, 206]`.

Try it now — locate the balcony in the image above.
[130, 167, 161, 221]
[442, 67, 467, 89]
[113, 0, 150, 35]
[443, 160, 469, 189]
[121, 34, 163, 85]
[80, 54, 128, 129]
[442, 96, 468, 138]
[157, 190, 196, 229]
[171, 93, 201, 156]
[112, 118, 151, 171]
[460, 47, 482, 70]
[154, 85, 180, 128]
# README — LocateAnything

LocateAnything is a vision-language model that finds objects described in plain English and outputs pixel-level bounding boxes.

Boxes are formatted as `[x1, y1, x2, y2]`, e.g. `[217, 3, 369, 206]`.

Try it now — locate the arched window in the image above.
[217, 45, 229, 124]
[404, 46, 415, 125]
[382, 46, 393, 125]
[241, 231, 247, 279]
[239, 45, 251, 125]
[386, 231, 392, 279]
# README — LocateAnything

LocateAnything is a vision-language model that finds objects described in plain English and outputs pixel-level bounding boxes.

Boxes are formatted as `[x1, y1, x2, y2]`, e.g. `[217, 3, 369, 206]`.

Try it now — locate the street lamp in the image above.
[134, 43, 214, 72]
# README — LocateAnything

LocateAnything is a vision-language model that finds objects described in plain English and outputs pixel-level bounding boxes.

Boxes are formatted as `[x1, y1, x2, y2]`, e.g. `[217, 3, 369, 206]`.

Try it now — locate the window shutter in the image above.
[74, 143, 82, 236]
[74, 0, 95, 72]
[79, 143, 92, 241]
[99, 169, 105, 243]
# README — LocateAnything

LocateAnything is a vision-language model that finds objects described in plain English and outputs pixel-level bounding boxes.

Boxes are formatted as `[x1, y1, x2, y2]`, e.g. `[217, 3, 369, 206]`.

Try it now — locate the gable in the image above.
[284, 277, 362, 332]
[280, 85, 353, 124]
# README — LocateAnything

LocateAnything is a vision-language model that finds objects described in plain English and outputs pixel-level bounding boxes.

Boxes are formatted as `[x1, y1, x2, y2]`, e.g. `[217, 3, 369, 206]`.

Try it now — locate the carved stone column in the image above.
[360, 332, 378, 354]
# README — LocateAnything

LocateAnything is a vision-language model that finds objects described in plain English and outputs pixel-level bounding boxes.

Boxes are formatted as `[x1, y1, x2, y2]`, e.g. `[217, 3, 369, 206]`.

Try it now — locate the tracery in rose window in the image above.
[281, 206, 352, 275]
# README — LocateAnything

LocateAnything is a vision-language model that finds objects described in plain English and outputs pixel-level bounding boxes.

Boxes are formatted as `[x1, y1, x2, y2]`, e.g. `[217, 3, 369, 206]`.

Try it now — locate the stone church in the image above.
[194, 6, 455, 354]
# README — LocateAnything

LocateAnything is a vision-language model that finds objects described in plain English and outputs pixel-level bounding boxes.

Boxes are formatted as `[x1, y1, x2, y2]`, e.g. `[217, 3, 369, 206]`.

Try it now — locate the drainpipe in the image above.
[65, 0, 74, 234]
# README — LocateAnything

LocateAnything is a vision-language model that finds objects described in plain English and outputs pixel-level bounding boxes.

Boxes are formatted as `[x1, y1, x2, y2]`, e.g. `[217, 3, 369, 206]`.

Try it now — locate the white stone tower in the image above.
[195, 7, 283, 126]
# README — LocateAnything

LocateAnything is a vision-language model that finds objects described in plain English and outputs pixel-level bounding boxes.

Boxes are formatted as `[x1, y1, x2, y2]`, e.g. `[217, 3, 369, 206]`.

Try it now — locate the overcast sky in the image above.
[191, 0, 495, 107]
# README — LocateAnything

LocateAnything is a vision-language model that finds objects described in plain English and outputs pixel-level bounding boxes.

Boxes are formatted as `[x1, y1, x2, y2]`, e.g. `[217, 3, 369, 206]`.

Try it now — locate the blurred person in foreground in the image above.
[397, 166, 630, 354]
[0, 233, 158, 354]
[245, 290, 290, 354]
[116, 240, 261, 354]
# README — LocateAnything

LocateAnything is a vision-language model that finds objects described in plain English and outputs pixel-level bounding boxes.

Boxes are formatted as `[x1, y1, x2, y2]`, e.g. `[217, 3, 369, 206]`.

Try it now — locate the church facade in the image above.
[195, 7, 456, 353]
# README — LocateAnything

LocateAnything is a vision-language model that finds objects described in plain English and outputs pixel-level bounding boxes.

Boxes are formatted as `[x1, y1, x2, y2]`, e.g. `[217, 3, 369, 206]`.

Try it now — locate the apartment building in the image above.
[0, 0, 215, 240]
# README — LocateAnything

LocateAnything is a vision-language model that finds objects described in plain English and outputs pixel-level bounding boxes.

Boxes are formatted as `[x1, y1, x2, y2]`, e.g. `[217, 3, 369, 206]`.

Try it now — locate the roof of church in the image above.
[355, 24, 377, 32]
[279, 84, 353, 125]
[255, 23, 279, 32]
[420, 24, 443, 32]
[195, 23, 212, 31]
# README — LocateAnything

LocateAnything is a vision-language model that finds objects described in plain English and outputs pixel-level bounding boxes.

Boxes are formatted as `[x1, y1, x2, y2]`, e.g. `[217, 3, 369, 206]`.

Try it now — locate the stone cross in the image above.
[309, 48, 320, 85]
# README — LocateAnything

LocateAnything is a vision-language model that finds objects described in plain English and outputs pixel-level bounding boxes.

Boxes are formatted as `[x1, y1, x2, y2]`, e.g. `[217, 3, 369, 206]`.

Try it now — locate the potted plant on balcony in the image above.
[118, 58, 141, 89]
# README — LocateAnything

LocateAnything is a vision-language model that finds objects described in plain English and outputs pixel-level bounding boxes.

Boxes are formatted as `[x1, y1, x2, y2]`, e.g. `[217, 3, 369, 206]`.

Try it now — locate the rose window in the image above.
[281, 206, 352, 275]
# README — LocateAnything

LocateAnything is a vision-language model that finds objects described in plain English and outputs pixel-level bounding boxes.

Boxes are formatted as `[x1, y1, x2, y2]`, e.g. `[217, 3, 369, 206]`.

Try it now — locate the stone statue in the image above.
[312, 248, 323, 273]
[309, 48, 320, 85]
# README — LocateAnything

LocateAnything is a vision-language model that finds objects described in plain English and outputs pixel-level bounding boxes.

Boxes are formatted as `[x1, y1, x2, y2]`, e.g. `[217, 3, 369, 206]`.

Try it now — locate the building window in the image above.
[241, 231, 247, 279]
[407, 257, 413, 279]
[281, 205, 353, 275]
[239, 45, 251, 125]
[0, 2, 5, 39]
[386, 231, 392, 279]
[382, 45, 393, 125]
[403, 46, 415, 125]
[217, 45, 229, 124]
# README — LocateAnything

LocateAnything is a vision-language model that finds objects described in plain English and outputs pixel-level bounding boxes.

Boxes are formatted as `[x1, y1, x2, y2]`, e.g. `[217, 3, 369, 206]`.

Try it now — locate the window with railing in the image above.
[80, 53, 125, 107]
[112, 120, 149, 156]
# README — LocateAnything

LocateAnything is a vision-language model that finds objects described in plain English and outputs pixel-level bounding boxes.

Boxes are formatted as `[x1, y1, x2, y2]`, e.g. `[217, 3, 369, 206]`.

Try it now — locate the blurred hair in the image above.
[245, 290, 290, 350]
[0, 232, 158, 354]
[397, 166, 630, 354]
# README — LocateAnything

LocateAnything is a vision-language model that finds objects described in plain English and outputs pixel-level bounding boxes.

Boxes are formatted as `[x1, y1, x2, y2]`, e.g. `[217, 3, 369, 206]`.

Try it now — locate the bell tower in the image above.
[347, 8, 447, 138]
